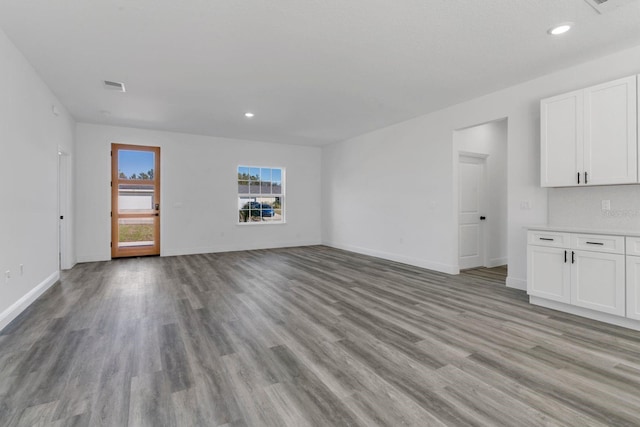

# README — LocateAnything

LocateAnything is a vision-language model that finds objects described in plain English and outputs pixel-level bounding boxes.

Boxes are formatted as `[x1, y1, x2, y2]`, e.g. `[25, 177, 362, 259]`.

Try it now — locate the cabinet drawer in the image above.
[571, 234, 624, 254]
[626, 237, 640, 256]
[528, 231, 570, 248]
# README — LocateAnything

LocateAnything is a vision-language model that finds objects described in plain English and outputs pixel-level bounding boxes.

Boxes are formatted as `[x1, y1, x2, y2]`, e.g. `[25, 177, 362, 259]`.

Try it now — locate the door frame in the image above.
[451, 117, 509, 275]
[457, 152, 489, 270]
[111, 143, 161, 258]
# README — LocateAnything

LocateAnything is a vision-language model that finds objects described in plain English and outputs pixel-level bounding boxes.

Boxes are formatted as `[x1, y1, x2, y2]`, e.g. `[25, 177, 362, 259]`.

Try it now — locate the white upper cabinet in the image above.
[583, 76, 637, 186]
[541, 75, 638, 187]
[541, 90, 583, 187]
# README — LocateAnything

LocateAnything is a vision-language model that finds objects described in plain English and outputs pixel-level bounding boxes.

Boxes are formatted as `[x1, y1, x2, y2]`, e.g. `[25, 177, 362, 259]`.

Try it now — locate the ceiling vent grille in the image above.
[583, 0, 637, 13]
[103, 80, 126, 92]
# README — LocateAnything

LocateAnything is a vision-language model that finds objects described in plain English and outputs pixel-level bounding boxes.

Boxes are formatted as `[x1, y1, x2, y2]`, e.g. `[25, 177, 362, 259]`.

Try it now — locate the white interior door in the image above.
[459, 154, 486, 269]
[58, 151, 70, 270]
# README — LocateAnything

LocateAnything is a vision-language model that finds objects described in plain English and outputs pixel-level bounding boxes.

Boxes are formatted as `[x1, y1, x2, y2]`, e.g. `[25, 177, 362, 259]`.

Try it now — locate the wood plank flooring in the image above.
[2, 246, 640, 426]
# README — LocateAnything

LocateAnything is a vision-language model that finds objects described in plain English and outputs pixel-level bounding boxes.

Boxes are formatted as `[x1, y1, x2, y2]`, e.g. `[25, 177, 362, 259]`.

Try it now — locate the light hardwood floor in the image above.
[2, 246, 640, 426]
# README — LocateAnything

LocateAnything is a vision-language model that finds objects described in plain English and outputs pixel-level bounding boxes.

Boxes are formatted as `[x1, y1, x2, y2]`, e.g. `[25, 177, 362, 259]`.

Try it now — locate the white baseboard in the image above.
[530, 296, 640, 331]
[324, 241, 458, 275]
[161, 240, 322, 257]
[506, 276, 526, 290]
[487, 257, 508, 268]
[0, 271, 60, 332]
[77, 253, 110, 263]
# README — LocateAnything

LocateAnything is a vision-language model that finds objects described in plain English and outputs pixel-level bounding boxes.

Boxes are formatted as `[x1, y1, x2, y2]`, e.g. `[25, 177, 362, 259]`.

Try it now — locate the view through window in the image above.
[238, 166, 284, 223]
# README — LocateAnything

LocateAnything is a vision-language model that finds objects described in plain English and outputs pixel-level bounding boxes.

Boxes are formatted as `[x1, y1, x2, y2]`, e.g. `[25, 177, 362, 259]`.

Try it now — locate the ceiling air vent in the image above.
[103, 80, 126, 92]
[583, 0, 638, 13]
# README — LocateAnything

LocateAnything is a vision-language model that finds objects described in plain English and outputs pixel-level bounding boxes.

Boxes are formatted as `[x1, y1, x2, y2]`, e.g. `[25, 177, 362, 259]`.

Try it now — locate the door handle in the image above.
[155, 203, 160, 210]
[585, 172, 588, 184]
[571, 251, 575, 264]
[577, 172, 580, 184]
[564, 250, 567, 263]
[480, 216, 486, 220]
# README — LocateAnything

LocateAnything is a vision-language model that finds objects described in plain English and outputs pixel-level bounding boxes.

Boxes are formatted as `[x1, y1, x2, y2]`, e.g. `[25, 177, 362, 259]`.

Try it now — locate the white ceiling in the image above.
[1, 0, 640, 146]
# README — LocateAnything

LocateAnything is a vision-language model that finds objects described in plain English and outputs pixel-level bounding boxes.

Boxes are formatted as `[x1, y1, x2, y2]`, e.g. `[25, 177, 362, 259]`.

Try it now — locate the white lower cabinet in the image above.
[571, 250, 625, 316]
[527, 230, 627, 318]
[626, 255, 640, 320]
[527, 245, 570, 303]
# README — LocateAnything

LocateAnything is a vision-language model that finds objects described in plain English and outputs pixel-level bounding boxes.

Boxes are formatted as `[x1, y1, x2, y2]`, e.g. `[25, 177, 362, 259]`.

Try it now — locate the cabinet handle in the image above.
[539, 238, 554, 241]
[571, 251, 575, 264]
[585, 171, 588, 184]
[577, 172, 580, 184]
[564, 250, 567, 263]
[585, 241, 604, 246]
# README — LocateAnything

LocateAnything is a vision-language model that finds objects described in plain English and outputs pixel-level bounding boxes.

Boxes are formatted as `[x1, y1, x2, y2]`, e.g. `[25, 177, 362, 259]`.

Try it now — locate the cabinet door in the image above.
[583, 75, 637, 185]
[626, 256, 640, 320]
[527, 245, 570, 303]
[571, 251, 625, 316]
[540, 90, 583, 187]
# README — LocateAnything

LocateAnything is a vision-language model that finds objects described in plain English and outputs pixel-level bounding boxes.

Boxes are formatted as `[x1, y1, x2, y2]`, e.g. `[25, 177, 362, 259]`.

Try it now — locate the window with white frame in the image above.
[238, 166, 284, 223]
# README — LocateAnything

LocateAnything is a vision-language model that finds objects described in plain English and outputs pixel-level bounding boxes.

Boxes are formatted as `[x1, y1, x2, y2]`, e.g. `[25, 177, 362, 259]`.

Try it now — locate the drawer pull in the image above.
[586, 241, 604, 246]
[539, 238, 554, 241]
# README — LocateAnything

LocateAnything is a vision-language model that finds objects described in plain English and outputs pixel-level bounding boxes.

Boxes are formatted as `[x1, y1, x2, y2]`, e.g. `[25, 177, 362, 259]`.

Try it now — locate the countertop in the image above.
[526, 225, 640, 238]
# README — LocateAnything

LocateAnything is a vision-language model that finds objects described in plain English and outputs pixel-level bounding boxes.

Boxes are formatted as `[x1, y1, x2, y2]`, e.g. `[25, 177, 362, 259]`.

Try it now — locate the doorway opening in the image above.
[453, 118, 508, 272]
[111, 144, 161, 258]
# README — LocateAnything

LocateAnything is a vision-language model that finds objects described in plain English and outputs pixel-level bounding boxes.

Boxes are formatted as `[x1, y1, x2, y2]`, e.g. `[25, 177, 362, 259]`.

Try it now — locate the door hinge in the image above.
[110, 242, 112, 248]
[110, 151, 112, 157]
[110, 211, 112, 217]
[110, 181, 112, 187]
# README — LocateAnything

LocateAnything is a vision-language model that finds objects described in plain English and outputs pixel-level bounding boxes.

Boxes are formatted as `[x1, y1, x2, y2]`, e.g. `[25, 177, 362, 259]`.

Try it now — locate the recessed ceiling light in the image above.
[244, 112, 255, 118]
[548, 23, 573, 36]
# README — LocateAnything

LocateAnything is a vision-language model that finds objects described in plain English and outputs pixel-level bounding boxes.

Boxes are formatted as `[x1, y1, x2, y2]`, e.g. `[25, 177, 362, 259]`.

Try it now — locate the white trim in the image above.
[530, 296, 640, 331]
[160, 240, 322, 257]
[487, 257, 508, 268]
[77, 253, 111, 263]
[0, 271, 60, 332]
[506, 276, 527, 290]
[324, 241, 459, 275]
[236, 220, 286, 226]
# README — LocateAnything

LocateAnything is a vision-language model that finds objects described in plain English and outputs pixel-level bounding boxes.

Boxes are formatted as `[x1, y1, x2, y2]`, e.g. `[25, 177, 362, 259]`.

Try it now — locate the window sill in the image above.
[236, 221, 287, 226]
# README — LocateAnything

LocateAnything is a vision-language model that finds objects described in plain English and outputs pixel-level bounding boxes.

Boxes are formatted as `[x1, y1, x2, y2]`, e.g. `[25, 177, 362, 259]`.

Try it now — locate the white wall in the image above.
[75, 124, 322, 262]
[322, 43, 640, 290]
[455, 119, 508, 268]
[0, 27, 75, 329]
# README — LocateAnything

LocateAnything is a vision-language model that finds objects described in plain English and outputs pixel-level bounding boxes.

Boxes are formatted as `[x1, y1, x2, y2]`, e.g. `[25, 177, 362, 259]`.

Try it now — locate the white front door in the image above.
[459, 155, 486, 270]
